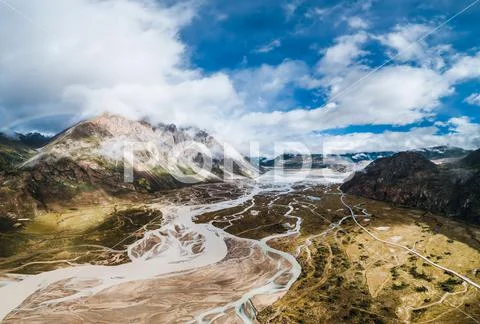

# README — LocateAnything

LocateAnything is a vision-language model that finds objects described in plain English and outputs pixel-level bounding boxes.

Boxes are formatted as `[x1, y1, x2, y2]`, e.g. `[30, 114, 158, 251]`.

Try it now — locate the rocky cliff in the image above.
[340, 150, 480, 224]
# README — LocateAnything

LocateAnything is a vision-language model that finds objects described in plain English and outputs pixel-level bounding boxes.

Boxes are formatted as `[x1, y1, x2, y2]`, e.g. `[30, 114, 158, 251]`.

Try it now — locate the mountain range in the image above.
[1, 114, 479, 230]
[259, 146, 471, 169]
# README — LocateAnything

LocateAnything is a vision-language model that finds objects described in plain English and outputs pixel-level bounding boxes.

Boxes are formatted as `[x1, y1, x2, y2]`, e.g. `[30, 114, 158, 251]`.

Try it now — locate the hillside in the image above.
[341, 149, 480, 224]
[0, 134, 36, 172]
[0, 114, 257, 230]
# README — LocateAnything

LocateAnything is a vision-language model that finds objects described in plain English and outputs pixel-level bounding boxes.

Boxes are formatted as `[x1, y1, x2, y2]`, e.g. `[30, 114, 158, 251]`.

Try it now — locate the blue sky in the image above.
[0, 0, 479, 153]
[181, 0, 480, 122]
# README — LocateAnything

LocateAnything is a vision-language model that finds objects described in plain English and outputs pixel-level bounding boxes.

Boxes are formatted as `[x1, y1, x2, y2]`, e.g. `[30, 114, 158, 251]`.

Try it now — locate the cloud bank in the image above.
[0, 0, 479, 154]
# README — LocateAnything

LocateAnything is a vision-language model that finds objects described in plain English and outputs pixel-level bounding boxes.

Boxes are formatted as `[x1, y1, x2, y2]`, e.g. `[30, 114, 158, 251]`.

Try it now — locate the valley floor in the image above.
[197, 184, 480, 323]
[1, 174, 480, 323]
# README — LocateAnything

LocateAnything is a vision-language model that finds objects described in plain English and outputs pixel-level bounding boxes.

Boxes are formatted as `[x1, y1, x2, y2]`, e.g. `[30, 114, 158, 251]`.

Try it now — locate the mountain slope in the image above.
[0, 134, 36, 172]
[341, 149, 480, 224]
[24, 114, 257, 200]
[456, 149, 480, 170]
[0, 114, 257, 230]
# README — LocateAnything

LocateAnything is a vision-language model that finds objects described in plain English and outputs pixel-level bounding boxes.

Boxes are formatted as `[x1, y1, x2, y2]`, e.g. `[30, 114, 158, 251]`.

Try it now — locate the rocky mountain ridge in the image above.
[0, 114, 257, 230]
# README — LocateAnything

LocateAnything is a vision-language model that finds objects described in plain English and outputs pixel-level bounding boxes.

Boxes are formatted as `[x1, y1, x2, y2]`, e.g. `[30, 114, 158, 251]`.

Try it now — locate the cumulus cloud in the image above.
[317, 117, 480, 153]
[374, 23, 453, 70]
[313, 29, 453, 131]
[218, 21, 478, 153]
[444, 52, 480, 82]
[232, 65, 452, 138]
[0, 0, 319, 150]
[325, 65, 453, 125]
[376, 24, 430, 62]
[231, 60, 318, 112]
[0, 1, 478, 154]
[66, 73, 240, 127]
[316, 32, 369, 74]
[227, 114, 480, 155]
[0, 0, 239, 131]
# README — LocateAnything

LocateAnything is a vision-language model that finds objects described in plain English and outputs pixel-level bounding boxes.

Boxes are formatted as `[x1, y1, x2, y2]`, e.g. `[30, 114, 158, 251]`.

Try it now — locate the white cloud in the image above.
[447, 116, 480, 136]
[326, 65, 453, 125]
[317, 117, 480, 153]
[376, 24, 438, 65]
[345, 16, 369, 29]
[374, 24, 455, 71]
[234, 65, 452, 137]
[316, 32, 369, 74]
[231, 60, 314, 111]
[312, 28, 453, 132]
[465, 93, 480, 106]
[0, 2, 478, 154]
[227, 114, 480, 155]
[0, 0, 242, 132]
[221, 29, 460, 152]
[0, 1, 193, 103]
[254, 39, 281, 53]
[232, 23, 477, 153]
[66, 73, 241, 128]
[445, 52, 480, 82]
[0, 0, 321, 151]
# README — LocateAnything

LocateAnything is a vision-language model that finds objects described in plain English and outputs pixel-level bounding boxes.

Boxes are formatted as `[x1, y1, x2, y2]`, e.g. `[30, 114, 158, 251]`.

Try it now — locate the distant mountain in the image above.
[0, 114, 257, 230]
[340, 151, 395, 163]
[15, 132, 53, 149]
[412, 145, 472, 160]
[16, 132, 53, 149]
[341, 149, 480, 224]
[0, 131, 56, 173]
[259, 153, 394, 169]
[0, 134, 35, 172]
[258, 146, 472, 170]
[260, 154, 324, 168]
